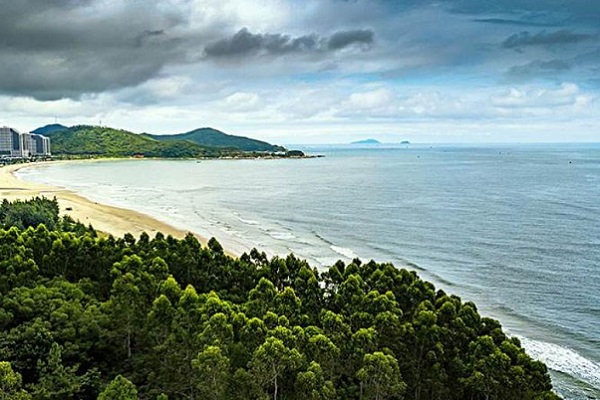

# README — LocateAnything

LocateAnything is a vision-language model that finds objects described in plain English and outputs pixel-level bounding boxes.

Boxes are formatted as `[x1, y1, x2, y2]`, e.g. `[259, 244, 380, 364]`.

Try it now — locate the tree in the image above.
[357, 352, 406, 400]
[228, 369, 266, 400]
[0, 197, 59, 231]
[275, 287, 302, 321]
[306, 334, 340, 379]
[97, 375, 138, 400]
[0, 361, 31, 400]
[250, 337, 303, 400]
[462, 336, 512, 400]
[295, 362, 336, 400]
[198, 312, 234, 349]
[192, 346, 230, 400]
[32, 343, 81, 400]
[0, 228, 38, 294]
[105, 257, 144, 359]
[246, 278, 277, 317]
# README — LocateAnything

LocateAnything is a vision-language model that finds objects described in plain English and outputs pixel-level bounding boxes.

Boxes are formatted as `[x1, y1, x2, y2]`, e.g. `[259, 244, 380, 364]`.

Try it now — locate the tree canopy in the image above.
[144, 127, 286, 152]
[0, 197, 561, 399]
[48, 126, 227, 158]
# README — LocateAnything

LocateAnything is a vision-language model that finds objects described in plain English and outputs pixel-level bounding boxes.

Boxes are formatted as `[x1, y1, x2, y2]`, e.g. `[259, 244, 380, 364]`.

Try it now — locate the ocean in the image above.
[17, 143, 600, 399]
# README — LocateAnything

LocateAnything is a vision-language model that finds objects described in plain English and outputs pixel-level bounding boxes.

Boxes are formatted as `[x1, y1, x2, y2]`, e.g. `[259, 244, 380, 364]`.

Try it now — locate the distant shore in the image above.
[0, 160, 222, 253]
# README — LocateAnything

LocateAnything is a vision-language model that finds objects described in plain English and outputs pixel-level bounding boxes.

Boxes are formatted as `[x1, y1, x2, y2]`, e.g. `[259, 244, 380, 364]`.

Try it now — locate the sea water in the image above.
[17, 144, 600, 399]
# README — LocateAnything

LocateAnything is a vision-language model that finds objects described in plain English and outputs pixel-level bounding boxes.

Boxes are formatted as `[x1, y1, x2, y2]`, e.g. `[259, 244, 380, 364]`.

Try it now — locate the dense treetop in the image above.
[0, 197, 560, 399]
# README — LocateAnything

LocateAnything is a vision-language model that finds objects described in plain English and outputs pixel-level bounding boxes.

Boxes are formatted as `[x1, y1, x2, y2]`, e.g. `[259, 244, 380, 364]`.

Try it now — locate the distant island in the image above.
[31, 124, 305, 159]
[350, 139, 411, 145]
[351, 138, 381, 145]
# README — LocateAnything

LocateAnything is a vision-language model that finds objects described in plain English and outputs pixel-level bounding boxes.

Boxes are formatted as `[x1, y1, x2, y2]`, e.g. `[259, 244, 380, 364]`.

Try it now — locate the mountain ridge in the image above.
[46, 125, 228, 158]
[31, 124, 69, 135]
[31, 124, 302, 158]
[32, 124, 285, 153]
[144, 127, 286, 152]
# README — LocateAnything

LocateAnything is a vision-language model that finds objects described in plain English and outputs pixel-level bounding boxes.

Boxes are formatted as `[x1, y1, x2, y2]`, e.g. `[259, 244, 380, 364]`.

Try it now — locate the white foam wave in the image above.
[238, 217, 259, 225]
[232, 212, 259, 226]
[267, 231, 296, 240]
[330, 245, 358, 260]
[518, 336, 600, 390]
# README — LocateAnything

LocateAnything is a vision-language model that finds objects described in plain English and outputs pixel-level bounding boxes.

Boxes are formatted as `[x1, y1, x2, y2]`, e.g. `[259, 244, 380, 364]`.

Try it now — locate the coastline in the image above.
[2, 150, 597, 398]
[0, 160, 218, 252]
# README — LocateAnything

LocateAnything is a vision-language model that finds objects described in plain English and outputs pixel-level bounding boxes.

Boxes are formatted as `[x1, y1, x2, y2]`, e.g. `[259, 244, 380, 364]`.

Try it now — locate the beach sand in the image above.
[0, 161, 211, 246]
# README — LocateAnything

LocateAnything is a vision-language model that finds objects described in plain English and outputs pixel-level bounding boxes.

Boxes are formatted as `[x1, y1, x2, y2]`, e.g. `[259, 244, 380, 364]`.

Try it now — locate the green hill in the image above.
[145, 127, 286, 152]
[31, 124, 69, 135]
[49, 125, 227, 158]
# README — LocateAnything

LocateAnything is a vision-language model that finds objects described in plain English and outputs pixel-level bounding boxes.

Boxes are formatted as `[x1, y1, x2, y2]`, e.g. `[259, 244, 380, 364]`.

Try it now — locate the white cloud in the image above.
[187, 0, 292, 33]
[143, 76, 194, 99]
[345, 88, 395, 108]
[3, 78, 598, 144]
[219, 91, 263, 112]
[491, 83, 595, 110]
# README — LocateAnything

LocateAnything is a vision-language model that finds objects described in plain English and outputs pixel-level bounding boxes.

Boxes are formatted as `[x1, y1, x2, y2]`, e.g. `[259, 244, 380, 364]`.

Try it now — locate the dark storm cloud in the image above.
[505, 59, 572, 82]
[503, 30, 594, 49]
[204, 28, 374, 58]
[1, 0, 597, 102]
[0, 0, 192, 100]
[328, 30, 374, 50]
[204, 28, 318, 57]
[0, 0, 375, 100]
[135, 30, 167, 46]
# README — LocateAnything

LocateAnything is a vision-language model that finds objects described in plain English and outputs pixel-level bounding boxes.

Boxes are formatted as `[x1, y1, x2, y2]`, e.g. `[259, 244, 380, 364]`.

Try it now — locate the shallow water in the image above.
[18, 143, 600, 399]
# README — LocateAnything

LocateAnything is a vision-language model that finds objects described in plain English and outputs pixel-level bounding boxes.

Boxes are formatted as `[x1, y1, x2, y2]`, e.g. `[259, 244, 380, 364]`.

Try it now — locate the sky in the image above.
[1, 0, 599, 144]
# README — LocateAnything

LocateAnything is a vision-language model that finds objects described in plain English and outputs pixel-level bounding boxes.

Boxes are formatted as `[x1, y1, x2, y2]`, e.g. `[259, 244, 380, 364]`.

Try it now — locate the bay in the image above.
[17, 143, 600, 399]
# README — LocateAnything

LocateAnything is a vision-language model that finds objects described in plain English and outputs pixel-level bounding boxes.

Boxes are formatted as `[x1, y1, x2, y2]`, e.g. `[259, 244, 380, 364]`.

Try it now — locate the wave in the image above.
[518, 336, 600, 393]
[238, 217, 259, 225]
[313, 231, 334, 246]
[232, 212, 260, 226]
[330, 245, 358, 260]
[260, 227, 297, 241]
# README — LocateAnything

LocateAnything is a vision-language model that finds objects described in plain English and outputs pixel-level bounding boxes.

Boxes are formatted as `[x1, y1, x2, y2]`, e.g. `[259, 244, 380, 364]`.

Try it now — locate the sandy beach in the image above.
[0, 160, 210, 246]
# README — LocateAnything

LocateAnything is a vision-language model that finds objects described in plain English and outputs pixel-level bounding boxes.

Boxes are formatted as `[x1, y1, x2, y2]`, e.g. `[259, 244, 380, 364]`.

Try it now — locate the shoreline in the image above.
[0, 158, 593, 396]
[2, 160, 596, 397]
[0, 160, 230, 254]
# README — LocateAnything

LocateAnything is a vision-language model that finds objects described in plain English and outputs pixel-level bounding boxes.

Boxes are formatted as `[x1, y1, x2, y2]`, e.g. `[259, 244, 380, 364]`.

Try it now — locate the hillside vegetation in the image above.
[48, 126, 227, 158]
[0, 197, 560, 400]
[144, 128, 286, 152]
[33, 124, 286, 155]
[31, 124, 69, 136]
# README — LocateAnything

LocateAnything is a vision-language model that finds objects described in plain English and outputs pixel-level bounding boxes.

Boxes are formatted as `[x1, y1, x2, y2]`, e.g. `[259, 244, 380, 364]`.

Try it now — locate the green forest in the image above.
[143, 128, 286, 153]
[0, 198, 560, 399]
[46, 126, 228, 158]
[33, 125, 287, 157]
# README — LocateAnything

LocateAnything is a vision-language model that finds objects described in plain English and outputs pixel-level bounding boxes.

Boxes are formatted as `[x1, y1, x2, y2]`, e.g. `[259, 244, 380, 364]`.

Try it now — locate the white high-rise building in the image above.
[0, 126, 51, 158]
[29, 133, 51, 156]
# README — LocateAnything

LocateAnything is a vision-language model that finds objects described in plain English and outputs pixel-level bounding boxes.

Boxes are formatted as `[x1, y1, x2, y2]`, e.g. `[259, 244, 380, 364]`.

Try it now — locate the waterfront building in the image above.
[0, 126, 51, 158]
[29, 133, 51, 156]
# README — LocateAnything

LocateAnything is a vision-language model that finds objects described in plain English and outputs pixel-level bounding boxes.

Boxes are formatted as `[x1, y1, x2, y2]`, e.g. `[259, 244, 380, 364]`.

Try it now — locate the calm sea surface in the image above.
[18, 144, 600, 399]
